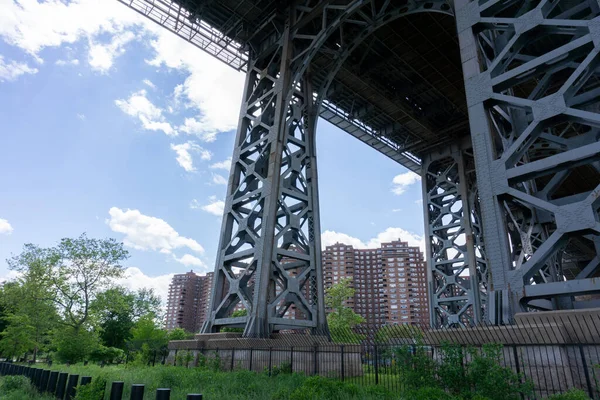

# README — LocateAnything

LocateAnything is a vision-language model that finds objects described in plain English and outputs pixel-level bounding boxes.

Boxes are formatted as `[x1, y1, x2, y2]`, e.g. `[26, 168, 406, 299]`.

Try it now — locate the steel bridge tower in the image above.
[120, 0, 600, 336]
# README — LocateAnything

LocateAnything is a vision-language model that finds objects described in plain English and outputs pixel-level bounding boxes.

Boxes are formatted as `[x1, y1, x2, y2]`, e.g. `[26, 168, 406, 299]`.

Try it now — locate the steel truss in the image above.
[423, 140, 488, 327]
[202, 0, 455, 336]
[118, 0, 600, 334]
[457, 0, 600, 320]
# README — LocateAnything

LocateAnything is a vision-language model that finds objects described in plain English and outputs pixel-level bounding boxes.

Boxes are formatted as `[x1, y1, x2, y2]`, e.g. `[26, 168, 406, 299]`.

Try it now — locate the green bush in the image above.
[401, 387, 459, 400]
[289, 376, 361, 400]
[271, 361, 292, 376]
[89, 346, 125, 364]
[546, 389, 590, 400]
[74, 377, 107, 400]
[0, 375, 55, 400]
[0, 375, 31, 392]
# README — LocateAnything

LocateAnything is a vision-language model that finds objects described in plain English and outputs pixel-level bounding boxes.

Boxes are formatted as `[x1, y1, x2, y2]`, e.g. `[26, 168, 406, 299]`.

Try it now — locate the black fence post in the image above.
[512, 345, 525, 400]
[110, 381, 124, 400]
[230, 348, 235, 371]
[56, 372, 68, 399]
[48, 371, 59, 394]
[374, 344, 379, 385]
[130, 384, 145, 400]
[290, 347, 294, 374]
[268, 347, 273, 377]
[65, 374, 79, 400]
[186, 395, 203, 400]
[249, 348, 253, 371]
[341, 345, 345, 382]
[156, 388, 171, 400]
[313, 345, 318, 376]
[81, 376, 92, 386]
[41, 370, 50, 392]
[579, 344, 594, 399]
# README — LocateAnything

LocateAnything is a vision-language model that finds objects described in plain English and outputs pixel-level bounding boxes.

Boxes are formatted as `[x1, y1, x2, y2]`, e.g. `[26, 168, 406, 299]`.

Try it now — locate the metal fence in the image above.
[166, 312, 600, 399]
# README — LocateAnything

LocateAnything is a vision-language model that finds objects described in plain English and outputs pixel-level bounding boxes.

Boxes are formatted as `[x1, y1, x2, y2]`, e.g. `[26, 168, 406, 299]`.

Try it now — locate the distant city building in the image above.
[322, 239, 429, 330]
[165, 271, 213, 332]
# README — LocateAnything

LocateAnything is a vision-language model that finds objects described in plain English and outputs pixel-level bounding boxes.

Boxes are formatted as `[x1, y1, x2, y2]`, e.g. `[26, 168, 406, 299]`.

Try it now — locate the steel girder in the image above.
[422, 141, 488, 327]
[200, 19, 327, 336]
[200, 0, 455, 336]
[456, 0, 600, 321]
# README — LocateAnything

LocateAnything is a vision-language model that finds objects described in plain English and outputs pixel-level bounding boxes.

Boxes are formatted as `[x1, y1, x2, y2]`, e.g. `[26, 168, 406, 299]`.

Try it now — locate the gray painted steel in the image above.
[119, 0, 600, 333]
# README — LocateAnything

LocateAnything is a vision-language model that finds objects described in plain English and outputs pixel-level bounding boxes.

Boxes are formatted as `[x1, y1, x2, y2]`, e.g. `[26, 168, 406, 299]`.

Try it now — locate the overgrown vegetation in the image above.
[0, 234, 191, 366]
[392, 342, 533, 399]
[0, 376, 54, 400]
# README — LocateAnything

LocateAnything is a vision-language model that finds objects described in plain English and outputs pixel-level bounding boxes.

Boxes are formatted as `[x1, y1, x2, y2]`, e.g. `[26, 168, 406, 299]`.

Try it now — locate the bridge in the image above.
[118, 0, 600, 337]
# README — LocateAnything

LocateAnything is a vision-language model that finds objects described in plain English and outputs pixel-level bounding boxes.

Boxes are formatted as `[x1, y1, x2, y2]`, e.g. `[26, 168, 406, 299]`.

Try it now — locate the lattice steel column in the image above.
[456, 0, 600, 320]
[201, 12, 327, 337]
[423, 141, 487, 327]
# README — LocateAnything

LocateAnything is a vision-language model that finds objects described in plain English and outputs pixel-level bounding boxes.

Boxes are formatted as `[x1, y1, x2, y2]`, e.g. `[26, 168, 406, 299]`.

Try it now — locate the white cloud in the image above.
[0, 0, 149, 64]
[143, 79, 155, 89]
[392, 208, 402, 212]
[0, 270, 21, 283]
[117, 267, 173, 306]
[88, 30, 135, 73]
[77, 113, 86, 120]
[55, 58, 79, 66]
[115, 89, 176, 136]
[193, 196, 225, 216]
[0, 219, 14, 235]
[170, 141, 212, 172]
[212, 174, 227, 185]
[210, 158, 232, 172]
[107, 207, 204, 254]
[146, 28, 244, 140]
[0, 55, 38, 82]
[173, 254, 206, 268]
[391, 171, 421, 195]
[322, 227, 425, 253]
[0, 0, 242, 140]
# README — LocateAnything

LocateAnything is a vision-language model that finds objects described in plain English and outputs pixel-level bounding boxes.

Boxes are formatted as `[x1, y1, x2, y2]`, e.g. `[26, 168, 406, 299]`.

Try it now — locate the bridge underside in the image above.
[120, 0, 600, 334]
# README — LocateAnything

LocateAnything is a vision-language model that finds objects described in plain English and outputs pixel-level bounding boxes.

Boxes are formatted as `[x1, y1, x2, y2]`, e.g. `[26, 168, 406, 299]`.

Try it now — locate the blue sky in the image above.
[0, 0, 424, 301]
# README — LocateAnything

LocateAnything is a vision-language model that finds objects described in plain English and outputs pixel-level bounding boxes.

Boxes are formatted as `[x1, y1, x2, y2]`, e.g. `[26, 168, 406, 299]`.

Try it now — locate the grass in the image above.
[0, 375, 55, 400]
[35, 363, 403, 400]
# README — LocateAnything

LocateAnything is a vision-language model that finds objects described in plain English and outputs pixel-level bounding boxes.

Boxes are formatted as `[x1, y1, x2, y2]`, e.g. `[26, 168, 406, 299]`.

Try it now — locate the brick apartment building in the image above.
[165, 240, 428, 333]
[165, 271, 213, 332]
[322, 239, 429, 330]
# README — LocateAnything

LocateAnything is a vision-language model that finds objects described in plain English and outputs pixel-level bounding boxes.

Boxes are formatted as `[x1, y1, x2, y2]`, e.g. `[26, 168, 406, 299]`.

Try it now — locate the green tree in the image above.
[50, 234, 129, 331]
[91, 286, 161, 350]
[168, 327, 194, 341]
[129, 314, 168, 364]
[325, 278, 365, 343]
[221, 309, 247, 333]
[7, 234, 129, 362]
[53, 326, 99, 363]
[4, 245, 59, 361]
[0, 314, 35, 361]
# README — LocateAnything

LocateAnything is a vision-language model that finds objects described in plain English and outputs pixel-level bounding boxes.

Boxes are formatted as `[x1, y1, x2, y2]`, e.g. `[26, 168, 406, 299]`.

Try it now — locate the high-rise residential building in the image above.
[165, 271, 213, 332]
[322, 239, 429, 330]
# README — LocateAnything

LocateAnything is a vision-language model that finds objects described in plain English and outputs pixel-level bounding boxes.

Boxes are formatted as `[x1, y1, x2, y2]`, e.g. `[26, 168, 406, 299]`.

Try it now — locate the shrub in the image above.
[289, 375, 361, 400]
[89, 346, 125, 364]
[464, 344, 532, 400]
[74, 377, 107, 400]
[271, 361, 292, 376]
[401, 387, 459, 400]
[0, 375, 55, 400]
[547, 389, 590, 400]
[0, 375, 31, 392]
